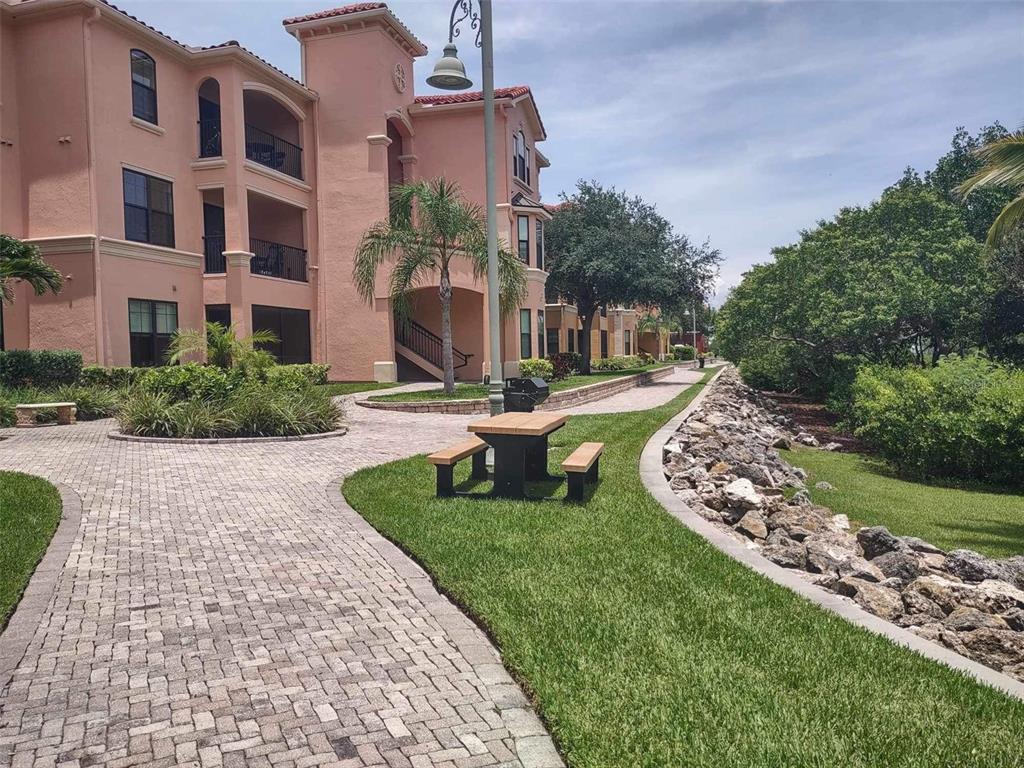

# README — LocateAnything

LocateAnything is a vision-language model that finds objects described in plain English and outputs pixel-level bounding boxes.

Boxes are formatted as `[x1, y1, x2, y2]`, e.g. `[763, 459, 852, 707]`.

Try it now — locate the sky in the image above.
[116, 0, 1024, 304]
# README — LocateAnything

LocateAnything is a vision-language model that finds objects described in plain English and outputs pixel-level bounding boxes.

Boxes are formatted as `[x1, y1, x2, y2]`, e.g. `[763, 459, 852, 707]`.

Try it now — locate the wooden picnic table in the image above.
[467, 411, 568, 499]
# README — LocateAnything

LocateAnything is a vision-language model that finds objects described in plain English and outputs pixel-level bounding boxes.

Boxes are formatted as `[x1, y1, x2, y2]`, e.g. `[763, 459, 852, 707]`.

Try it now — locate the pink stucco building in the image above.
[0, 0, 552, 381]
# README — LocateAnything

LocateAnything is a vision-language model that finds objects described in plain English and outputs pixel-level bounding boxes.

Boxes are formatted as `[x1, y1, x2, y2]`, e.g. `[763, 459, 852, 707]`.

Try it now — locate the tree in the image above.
[544, 181, 675, 373]
[166, 322, 277, 369]
[0, 234, 63, 304]
[353, 178, 526, 394]
[717, 185, 985, 397]
[981, 230, 1024, 362]
[957, 128, 1024, 246]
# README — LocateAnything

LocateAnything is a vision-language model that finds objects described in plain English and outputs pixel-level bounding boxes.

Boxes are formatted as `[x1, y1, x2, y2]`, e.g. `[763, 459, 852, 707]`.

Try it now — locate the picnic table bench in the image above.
[15, 401, 76, 428]
[427, 437, 488, 497]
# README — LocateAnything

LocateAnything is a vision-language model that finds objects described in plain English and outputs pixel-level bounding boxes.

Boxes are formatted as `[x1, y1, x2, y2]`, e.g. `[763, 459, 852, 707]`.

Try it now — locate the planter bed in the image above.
[108, 426, 348, 445]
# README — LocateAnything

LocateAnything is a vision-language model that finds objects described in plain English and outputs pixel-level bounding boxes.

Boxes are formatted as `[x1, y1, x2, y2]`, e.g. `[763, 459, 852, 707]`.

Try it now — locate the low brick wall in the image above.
[356, 365, 677, 415]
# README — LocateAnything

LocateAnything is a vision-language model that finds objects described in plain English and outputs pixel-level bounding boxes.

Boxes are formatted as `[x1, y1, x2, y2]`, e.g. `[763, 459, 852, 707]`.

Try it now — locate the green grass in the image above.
[367, 366, 665, 402]
[0, 471, 62, 632]
[344, 369, 1024, 768]
[316, 381, 401, 397]
[782, 446, 1024, 558]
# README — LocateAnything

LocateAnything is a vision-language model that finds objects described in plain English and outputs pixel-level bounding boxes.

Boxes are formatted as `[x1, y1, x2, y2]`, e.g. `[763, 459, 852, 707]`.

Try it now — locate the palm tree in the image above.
[1, 234, 63, 304]
[166, 321, 277, 369]
[957, 128, 1024, 246]
[353, 177, 527, 394]
[637, 311, 670, 359]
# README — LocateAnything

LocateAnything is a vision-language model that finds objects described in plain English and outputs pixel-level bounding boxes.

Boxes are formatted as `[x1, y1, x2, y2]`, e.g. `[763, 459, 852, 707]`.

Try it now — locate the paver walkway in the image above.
[0, 400, 557, 768]
[565, 367, 705, 414]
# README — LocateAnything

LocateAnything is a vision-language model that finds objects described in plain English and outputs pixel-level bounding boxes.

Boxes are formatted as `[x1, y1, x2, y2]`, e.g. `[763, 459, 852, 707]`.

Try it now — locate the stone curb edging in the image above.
[638, 366, 1024, 703]
[0, 482, 82, 695]
[326, 480, 564, 767]
[106, 427, 348, 444]
[356, 365, 677, 414]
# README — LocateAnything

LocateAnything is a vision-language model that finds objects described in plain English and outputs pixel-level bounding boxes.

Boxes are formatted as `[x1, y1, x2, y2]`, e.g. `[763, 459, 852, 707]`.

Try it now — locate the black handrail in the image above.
[395, 318, 472, 370]
[249, 237, 307, 282]
[203, 235, 226, 273]
[245, 123, 302, 180]
[198, 118, 222, 158]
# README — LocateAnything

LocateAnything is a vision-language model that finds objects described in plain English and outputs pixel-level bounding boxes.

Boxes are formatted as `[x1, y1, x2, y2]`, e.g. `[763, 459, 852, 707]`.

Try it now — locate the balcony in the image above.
[245, 124, 302, 180]
[249, 238, 307, 282]
[203, 235, 226, 273]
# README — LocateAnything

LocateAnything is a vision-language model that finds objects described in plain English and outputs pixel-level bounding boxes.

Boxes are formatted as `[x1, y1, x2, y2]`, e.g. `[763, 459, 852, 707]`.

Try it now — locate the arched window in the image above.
[130, 50, 157, 124]
[513, 130, 530, 185]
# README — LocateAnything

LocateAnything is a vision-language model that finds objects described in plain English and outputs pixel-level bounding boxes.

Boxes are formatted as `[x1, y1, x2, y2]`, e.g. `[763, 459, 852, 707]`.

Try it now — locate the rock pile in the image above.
[663, 368, 1024, 681]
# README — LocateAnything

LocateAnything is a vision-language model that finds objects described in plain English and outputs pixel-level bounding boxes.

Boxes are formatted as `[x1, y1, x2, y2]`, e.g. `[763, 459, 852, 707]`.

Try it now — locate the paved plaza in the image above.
[0, 369, 697, 767]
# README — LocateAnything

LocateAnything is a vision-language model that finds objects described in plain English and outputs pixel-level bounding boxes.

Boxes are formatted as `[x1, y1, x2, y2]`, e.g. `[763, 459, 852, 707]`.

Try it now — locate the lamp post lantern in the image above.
[428, 0, 504, 416]
[684, 305, 697, 359]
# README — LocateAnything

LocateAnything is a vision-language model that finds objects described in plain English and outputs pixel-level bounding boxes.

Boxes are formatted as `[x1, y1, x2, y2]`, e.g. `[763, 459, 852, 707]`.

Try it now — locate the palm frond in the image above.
[0, 234, 64, 303]
[957, 131, 1024, 195]
[985, 193, 1024, 247]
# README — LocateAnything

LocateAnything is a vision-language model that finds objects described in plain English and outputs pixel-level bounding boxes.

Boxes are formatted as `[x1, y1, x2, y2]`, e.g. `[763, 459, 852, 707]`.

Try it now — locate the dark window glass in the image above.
[535, 220, 544, 271]
[514, 131, 530, 184]
[123, 169, 174, 248]
[625, 330, 631, 356]
[205, 304, 231, 328]
[251, 305, 311, 365]
[130, 50, 157, 124]
[537, 310, 545, 359]
[567, 327, 575, 354]
[546, 328, 559, 356]
[517, 216, 529, 263]
[600, 330, 609, 358]
[128, 298, 177, 366]
[519, 308, 531, 360]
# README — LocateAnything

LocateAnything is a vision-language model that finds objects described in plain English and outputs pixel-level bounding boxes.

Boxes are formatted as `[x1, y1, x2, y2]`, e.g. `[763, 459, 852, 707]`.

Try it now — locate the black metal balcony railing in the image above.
[245, 123, 302, 180]
[203, 235, 226, 273]
[198, 119, 222, 158]
[249, 237, 307, 282]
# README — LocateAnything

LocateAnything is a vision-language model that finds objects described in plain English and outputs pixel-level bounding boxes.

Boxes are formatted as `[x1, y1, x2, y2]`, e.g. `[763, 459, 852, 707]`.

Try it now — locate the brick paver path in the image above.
[0, 395, 560, 768]
[565, 367, 705, 414]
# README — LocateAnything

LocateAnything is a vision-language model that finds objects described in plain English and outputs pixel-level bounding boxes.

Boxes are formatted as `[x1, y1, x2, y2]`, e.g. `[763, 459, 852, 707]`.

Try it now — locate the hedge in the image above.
[0, 350, 83, 388]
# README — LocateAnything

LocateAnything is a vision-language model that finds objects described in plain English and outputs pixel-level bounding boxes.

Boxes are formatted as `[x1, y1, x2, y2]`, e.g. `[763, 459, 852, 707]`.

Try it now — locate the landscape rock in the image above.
[822, 441, 843, 452]
[736, 510, 768, 540]
[662, 368, 1023, 682]
[856, 526, 907, 560]
[814, 481, 835, 490]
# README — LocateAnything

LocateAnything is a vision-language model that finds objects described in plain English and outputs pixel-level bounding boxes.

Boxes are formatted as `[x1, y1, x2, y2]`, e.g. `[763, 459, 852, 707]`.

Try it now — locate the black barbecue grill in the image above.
[502, 377, 550, 412]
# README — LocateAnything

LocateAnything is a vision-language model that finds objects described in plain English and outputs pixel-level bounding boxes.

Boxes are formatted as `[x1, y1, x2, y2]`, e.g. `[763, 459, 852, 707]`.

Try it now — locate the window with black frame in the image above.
[129, 299, 177, 367]
[546, 328, 559, 356]
[535, 220, 544, 270]
[517, 215, 529, 263]
[625, 329, 632, 356]
[123, 169, 174, 248]
[567, 327, 575, 354]
[519, 308, 531, 359]
[130, 50, 157, 124]
[251, 305, 311, 364]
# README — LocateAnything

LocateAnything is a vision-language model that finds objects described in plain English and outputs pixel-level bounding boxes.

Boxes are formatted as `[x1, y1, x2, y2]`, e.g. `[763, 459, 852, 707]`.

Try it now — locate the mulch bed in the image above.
[761, 391, 867, 452]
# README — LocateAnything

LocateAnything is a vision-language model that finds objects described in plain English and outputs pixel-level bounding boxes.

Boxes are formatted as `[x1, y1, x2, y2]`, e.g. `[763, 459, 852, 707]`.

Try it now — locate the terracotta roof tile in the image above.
[414, 86, 531, 106]
[282, 3, 386, 25]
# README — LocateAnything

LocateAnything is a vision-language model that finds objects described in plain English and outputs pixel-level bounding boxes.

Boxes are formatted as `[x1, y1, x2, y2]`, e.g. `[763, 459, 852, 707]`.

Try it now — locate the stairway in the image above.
[394, 319, 473, 381]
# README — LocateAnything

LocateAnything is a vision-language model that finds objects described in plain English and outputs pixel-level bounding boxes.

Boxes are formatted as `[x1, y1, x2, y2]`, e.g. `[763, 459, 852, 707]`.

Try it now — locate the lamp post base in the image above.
[488, 383, 504, 416]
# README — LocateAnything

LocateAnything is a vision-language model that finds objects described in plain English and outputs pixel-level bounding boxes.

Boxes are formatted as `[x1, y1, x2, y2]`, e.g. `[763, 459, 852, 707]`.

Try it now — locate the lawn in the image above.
[344, 368, 1023, 768]
[783, 446, 1024, 559]
[366, 366, 667, 402]
[316, 381, 401, 397]
[0, 471, 62, 632]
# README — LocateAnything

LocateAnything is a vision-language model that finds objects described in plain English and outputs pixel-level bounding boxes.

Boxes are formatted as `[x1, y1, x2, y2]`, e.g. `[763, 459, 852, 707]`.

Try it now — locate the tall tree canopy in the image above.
[545, 180, 720, 372]
[717, 184, 985, 396]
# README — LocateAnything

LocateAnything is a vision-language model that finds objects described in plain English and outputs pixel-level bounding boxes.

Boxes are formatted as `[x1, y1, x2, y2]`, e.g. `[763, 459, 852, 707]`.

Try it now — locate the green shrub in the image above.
[265, 364, 330, 390]
[673, 344, 695, 361]
[0, 349, 82, 388]
[117, 391, 177, 437]
[50, 384, 119, 420]
[226, 384, 342, 437]
[167, 400, 234, 439]
[139, 364, 238, 403]
[738, 344, 799, 392]
[849, 356, 1024, 484]
[548, 353, 582, 380]
[0, 396, 13, 428]
[591, 355, 644, 372]
[79, 366, 146, 389]
[519, 358, 554, 380]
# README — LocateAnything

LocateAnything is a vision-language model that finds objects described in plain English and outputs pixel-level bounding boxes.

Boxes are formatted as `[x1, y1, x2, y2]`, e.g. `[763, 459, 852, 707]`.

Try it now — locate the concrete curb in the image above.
[0, 481, 82, 695]
[326, 480, 564, 767]
[638, 366, 1024, 703]
[107, 426, 348, 444]
[356, 365, 677, 414]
